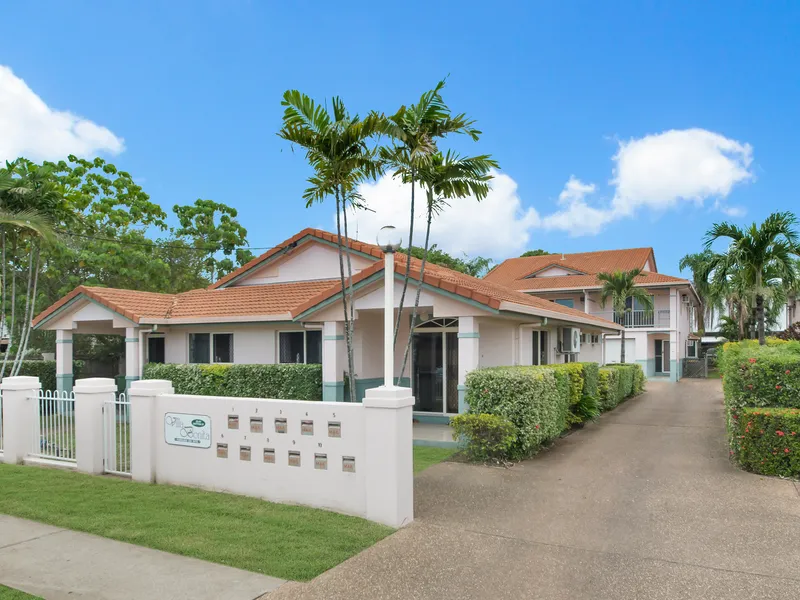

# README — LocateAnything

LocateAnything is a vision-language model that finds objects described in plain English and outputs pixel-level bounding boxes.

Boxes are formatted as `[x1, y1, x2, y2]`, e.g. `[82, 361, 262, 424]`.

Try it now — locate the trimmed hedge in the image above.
[729, 407, 800, 478]
[719, 340, 800, 409]
[526, 363, 600, 425]
[465, 367, 566, 459]
[142, 363, 323, 401]
[604, 363, 645, 401]
[451, 413, 517, 463]
[598, 368, 621, 411]
[0, 360, 85, 392]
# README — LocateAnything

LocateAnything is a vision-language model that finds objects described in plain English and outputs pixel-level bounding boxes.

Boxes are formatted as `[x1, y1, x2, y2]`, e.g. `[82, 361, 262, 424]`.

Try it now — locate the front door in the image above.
[412, 331, 459, 413]
[655, 340, 670, 373]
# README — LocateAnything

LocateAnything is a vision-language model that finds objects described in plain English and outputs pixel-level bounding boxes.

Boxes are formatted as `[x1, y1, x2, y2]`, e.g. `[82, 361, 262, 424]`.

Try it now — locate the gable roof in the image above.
[483, 247, 692, 292]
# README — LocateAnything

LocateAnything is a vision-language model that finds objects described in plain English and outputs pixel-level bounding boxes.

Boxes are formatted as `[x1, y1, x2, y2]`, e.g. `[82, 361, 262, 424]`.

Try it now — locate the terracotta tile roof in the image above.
[502, 271, 691, 292]
[33, 281, 336, 326]
[485, 248, 656, 287]
[291, 253, 623, 330]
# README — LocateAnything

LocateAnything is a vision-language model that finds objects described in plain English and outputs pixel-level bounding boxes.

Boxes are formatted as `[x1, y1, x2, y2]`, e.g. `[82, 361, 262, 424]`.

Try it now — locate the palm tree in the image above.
[678, 249, 717, 333]
[597, 268, 654, 363]
[278, 92, 383, 402]
[396, 151, 497, 382]
[379, 81, 481, 346]
[705, 211, 799, 345]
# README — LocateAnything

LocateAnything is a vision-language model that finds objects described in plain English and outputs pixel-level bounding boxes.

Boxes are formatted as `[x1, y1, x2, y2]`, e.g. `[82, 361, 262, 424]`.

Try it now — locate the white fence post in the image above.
[0, 376, 41, 464]
[74, 378, 116, 475]
[129, 379, 173, 483]
[363, 386, 415, 527]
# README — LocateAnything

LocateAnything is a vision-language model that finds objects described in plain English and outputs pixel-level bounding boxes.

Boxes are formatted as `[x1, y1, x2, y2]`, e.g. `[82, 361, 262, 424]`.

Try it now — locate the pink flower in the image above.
[777, 430, 785, 437]
[749, 358, 757, 364]
[785, 448, 790, 453]
[776, 385, 782, 390]
[786, 370, 791, 375]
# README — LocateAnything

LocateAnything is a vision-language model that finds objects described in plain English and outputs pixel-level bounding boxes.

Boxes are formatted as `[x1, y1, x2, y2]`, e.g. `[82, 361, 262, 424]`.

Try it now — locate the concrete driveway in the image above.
[270, 380, 800, 600]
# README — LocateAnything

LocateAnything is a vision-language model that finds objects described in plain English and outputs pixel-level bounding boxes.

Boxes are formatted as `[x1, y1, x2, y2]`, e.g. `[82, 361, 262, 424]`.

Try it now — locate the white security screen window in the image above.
[306, 330, 322, 364]
[279, 330, 322, 364]
[213, 333, 233, 363]
[189, 333, 211, 363]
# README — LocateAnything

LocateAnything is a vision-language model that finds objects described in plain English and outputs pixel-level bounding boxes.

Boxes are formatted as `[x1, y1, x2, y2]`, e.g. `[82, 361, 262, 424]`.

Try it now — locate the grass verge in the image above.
[0, 585, 42, 600]
[413, 446, 456, 473]
[0, 464, 392, 582]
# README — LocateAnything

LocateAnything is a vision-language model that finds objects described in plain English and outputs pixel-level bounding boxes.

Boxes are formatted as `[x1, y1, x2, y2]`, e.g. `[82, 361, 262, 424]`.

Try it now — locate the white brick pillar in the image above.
[322, 321, 345, 402]
[457, 317, 480, 413]
[363, 385, 414, 527]
[56, 329, 73, 394]
[74, 377, 116, 475]
[0, 376, 41, 464]
[129, 379, 174, 483]
[125, 327, 140, 392]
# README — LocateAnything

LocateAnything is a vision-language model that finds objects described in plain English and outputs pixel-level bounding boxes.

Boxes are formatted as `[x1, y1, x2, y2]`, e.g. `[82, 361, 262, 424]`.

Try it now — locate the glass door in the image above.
[663, 341, 670, 373]
[413, 333, 443, 412]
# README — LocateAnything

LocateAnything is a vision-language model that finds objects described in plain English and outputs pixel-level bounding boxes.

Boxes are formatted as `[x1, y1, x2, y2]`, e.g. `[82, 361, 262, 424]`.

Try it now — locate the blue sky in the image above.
[1, 1, 798, 276]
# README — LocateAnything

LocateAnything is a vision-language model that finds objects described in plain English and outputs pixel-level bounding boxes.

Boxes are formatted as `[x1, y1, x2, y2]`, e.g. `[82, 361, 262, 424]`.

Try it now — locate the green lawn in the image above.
[707, 368, 723, 379]
[0, 464, 392, 582]
[0, 585, 42, 600]
[413, 446, 456, 473]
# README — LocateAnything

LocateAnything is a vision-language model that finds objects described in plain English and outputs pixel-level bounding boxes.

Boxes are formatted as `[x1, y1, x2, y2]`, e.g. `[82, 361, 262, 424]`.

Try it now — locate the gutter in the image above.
[140, 313, 294, 325]
[498, 301, 624, 332]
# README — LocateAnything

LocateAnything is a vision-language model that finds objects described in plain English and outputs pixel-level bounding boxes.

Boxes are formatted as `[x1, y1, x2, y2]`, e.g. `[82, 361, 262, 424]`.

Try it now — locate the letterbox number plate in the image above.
[216, 443, 228, 459]
[228, 415, 239, 430]
[328, 421, 341, 438]
[250, 417, 263, 433]
[301, 420, 314, 436]
[263, 448, 275, 464]
[342, 456, 356, 473]
[288, 450, 301, 467]
[314, 453, 328, 470]
[275, 418, 287, 434]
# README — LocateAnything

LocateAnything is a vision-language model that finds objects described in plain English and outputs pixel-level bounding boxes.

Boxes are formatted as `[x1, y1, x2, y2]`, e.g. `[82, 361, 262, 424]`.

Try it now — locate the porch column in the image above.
[669, 288, 679, 382]
[125, 327, 140, 391]
[457, 317, 480, 413]
[322, 321, 345, 402]
[56, 329, 73, 394]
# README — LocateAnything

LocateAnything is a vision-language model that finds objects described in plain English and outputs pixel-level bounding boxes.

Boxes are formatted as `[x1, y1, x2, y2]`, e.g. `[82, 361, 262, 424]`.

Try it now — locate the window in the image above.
[580, 333, 587, 343]
[687, 340, 698, 358]
[147, 336, 165, 364]
[189, 333, 234, 364]
[554, 299, 574, 308]
[279, 330, 322, 364]
[591, 334, 601, 344]
[532, 330, 549, 365]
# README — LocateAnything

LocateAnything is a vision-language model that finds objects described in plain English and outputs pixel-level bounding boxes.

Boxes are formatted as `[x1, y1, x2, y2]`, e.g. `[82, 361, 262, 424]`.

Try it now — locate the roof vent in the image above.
[561, 253, 566, 260]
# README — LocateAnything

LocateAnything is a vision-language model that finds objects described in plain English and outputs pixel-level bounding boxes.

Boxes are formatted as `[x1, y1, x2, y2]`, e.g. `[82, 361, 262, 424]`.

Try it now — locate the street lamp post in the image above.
[376, 225, 403, 387]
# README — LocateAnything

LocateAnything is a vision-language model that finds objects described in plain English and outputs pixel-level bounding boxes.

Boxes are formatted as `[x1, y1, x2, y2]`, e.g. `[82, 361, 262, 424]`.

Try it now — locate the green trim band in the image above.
[125, 338, 139, 343]
[323, 335, 345, 341]
[56, 374, 73, 379]
[457, 332, 480, 338]
[55, 339, 73, 344]
[125, 375, 140, 381]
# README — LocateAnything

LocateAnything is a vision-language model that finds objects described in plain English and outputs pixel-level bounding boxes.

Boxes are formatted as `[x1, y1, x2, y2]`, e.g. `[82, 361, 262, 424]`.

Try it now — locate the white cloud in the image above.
[540, 176, 616, 236]
[350, 169, 540, 257]
[0, 65, 124, 162]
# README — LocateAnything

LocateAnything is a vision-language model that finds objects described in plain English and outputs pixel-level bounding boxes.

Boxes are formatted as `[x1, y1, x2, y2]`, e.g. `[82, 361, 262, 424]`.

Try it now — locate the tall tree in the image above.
[379, 81, 481, 346]
[705, 211, 799, 345]
[397, 151, 497, 381]
[520, 249, 551, 257]
[278, 91, 382, 402]
[678, 249, 717, 333]
[597, 268, 654, 363]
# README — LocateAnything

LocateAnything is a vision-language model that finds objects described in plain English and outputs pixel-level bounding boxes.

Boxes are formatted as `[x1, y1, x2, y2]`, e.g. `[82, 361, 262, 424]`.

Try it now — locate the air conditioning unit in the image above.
[561, 327, 581, 354]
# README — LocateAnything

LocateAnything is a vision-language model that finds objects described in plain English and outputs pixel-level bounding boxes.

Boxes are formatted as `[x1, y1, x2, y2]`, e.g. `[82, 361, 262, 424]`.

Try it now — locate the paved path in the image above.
[270, 380, 800, 600]
[0, 515, 285, 600]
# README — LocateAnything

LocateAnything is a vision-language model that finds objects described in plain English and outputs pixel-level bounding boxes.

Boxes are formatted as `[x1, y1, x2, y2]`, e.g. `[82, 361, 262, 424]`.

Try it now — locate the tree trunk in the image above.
[398, 190, 433, 383]
[341, 189, 357, 403]
[394, 173, 415, 346]
[621, 328, 626, 364]
[333, 192, 355, 403]
[15, 246, 39, 376]
[1, 249, 15, 378]
[1, 228, 6, 344]
[696, 301, 705, 333]
[12, 244, 35, 375]
[756, 294, 765, 345]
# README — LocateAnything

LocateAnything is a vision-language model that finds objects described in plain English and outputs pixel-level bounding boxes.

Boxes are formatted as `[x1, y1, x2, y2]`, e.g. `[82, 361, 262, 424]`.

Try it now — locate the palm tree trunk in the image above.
[394, 173, 415, 346]
[15, 246, 39, 376]
[0, 228, 6, 358]
[696, 302, 705, 333]
[341, 188, 357, 402]
[2, 252, 15, 378]
[12, 244, 35, 376]
[621, 329, 626, 364]
[398, 190, 433, 383]
[756, 294, 765, 345]
[333, 192, 355, 403]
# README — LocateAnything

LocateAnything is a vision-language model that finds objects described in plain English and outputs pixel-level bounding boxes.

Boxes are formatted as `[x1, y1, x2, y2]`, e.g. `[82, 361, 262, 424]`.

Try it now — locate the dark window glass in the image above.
[532, 331, 539, 365]
[214, 333, 233, 363]
[540, 331, 549, 365]
[279, 332, 305, 364]
[189, 333, 210, 363]
[306, 330, 322, 364]
[555, 299, 574, 308]
[148, 337, 165, 364]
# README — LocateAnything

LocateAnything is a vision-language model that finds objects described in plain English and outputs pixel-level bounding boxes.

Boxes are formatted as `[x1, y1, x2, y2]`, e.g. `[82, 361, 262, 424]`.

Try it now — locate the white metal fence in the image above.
[31, 390, 76, 464]
[103, 392, 131, 476]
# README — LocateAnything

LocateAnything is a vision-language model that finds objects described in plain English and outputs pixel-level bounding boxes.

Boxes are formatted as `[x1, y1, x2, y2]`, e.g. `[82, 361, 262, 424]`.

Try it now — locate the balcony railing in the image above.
[593, 309, 670, 328]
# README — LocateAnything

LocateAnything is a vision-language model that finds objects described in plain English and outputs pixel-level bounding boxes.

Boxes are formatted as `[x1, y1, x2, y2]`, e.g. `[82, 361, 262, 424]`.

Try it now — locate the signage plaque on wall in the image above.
[164, 413, 212, 449]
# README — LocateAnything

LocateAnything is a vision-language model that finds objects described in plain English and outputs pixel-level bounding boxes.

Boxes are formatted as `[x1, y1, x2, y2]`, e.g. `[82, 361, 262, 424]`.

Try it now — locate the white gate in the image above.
[0, 390, 4, 456]
[103, 393, 131, 477]
[31, 390, 76, 464]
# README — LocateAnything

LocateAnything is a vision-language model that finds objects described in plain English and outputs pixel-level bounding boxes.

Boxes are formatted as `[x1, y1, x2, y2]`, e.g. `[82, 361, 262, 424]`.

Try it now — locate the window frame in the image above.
[278, 329, 323, 365]
[686, 339, 698, 358]
[188, 332, 235, 364]
[554, 298, 575, 309]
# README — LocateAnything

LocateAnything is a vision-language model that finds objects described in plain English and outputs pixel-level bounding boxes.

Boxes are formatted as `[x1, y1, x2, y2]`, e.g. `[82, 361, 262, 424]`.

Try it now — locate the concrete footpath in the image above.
[0, 515, 285, 600]
[269, 380, 800, 600]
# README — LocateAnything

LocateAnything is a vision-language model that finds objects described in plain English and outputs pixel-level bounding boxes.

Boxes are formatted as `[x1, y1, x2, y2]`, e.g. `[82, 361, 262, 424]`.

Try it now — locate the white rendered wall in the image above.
[478, 320, 516, 367]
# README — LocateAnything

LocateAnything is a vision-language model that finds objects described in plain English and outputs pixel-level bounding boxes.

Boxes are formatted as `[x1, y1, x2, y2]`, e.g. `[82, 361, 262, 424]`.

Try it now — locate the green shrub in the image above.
[465, 367, 567, 459]
[729, 407, 800, 478]
[0, 360, 85, 392]
[604, 363, 644, 401]
[526, 363, 599, 425]
[719, 340, 800, 409]
[451, 413, 517, 463]
[598, 368, 620, 411]
[143, 363, 323, 400]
